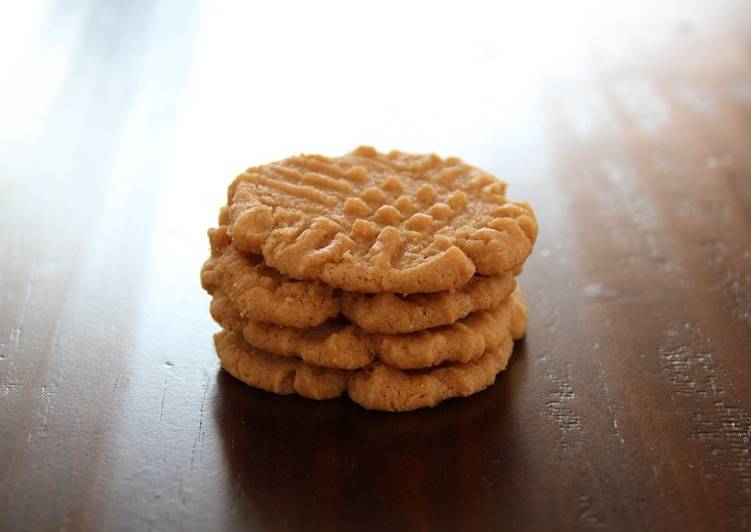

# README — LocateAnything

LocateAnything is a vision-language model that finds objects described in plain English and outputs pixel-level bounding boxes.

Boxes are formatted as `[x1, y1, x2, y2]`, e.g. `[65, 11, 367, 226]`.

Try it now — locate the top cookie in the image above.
[227, 146, 537, 293]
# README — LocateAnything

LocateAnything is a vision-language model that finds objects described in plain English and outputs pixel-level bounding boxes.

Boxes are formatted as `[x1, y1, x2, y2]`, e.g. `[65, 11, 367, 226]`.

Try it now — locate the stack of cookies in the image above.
[201, 146, 537, 412]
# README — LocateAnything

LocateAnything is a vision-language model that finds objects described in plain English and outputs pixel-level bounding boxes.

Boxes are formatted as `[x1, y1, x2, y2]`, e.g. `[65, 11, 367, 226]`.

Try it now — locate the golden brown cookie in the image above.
[341, 273, 516, 334]
[204, 230, 517, 332]
[209, 292, 246, 333]
[201, 226, 341, 328]
[214, 327, 520, 412]
[249, 291, 523, 370]
[210, 290, 372, 369]
[226, 146, 537, 293]
[211, 289, 526, 370]
[215, 330, 349, 400]
[346, 334, 514, 412]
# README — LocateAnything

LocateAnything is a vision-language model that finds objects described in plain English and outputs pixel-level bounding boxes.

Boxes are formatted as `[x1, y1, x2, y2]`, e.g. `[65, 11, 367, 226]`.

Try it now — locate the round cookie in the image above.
[210, 290, 372, 369]
[215, 330, 349, 400]
[214, 327, 520, 412]
[211, 288, 526, 370]
[203, 228, 518, 332]
[342, 273, 516, 334]
[226, 146, 538, 293]
[201, 226, 516, 334]
[346, 334, 514, 412]
[201, 226, 341, 328]
[245, 291, 524, 370]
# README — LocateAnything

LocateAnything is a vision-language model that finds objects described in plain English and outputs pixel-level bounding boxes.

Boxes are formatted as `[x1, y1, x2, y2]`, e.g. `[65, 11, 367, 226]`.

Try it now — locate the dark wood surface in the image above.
[2, 1, 751, 531]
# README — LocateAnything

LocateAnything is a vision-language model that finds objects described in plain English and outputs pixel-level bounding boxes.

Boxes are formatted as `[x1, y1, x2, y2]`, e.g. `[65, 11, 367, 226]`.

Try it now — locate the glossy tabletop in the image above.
[2, 1, 751, 530]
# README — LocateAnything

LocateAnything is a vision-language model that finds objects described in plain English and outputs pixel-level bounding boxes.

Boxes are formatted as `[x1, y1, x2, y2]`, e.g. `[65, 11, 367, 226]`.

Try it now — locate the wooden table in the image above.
[2, 1, 750, 530]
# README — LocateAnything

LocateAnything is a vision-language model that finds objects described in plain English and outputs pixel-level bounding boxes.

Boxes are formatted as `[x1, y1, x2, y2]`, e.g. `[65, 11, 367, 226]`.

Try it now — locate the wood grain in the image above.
[1, 1, 750, 530]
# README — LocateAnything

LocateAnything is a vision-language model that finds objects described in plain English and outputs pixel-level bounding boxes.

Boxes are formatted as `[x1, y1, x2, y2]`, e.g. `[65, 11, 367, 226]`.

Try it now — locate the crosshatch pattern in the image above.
[228, 146, 538, 293]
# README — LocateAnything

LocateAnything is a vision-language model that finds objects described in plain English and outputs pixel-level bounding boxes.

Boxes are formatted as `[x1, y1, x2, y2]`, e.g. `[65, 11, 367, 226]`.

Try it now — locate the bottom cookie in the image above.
[215, 317, 523, 412]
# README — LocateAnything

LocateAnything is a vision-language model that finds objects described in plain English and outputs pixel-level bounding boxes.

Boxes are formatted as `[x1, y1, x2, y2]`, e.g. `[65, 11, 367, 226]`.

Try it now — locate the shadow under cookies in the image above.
[211, 341, 530, 532]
